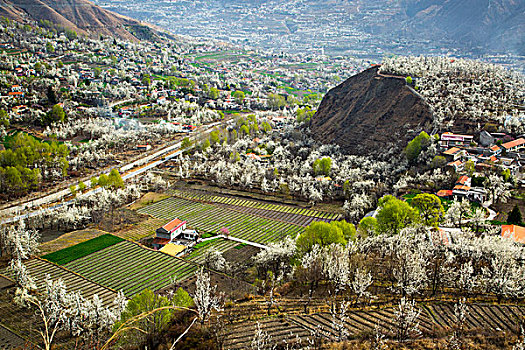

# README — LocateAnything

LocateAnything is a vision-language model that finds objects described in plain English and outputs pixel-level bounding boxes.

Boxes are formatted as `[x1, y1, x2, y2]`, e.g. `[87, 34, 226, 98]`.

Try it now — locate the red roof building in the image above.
[502, 225, 525, 244]
[501, 138, 525, 152]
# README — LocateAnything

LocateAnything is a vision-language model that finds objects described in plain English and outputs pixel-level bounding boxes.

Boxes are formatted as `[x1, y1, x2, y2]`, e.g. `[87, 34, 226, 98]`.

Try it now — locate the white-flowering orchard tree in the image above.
[193, 267, 223, 325]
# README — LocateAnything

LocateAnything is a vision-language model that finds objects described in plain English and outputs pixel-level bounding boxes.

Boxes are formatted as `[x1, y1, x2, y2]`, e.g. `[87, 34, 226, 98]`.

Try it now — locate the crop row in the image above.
[185, 238, 238, 265]
[138, 197, 305, 244]
[0, 324, 25, 349]
[63, 241, 198, 297]
[117, 218, 168, 241]
[23, 258, 119, 308]
[223, 204, 330, 227]
[224, 318, 311, 350]
[171, 189, 340, 220]
[423, 303, 524, 334]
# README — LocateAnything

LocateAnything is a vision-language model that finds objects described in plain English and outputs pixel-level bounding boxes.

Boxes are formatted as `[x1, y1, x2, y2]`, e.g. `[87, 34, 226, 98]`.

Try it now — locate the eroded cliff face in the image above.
[310, 66, 433, 156]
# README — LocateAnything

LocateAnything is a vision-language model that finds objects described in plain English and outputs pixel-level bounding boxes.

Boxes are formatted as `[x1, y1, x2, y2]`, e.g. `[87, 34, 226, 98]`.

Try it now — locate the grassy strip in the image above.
[42, 234, 124, 265]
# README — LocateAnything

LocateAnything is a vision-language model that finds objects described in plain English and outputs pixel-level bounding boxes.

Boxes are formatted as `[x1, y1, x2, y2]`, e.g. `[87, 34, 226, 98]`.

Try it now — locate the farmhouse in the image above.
[153, 218, 199, 249]
[502, 225, 525, 244]
[156, 218, 187, 240]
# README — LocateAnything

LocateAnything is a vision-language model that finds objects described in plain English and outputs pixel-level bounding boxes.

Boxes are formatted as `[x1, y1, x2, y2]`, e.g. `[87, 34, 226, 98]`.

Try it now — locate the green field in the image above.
[21, 259, 119, 308]
[138, 197, 305, 245]
[63, 241, 198, 297]
[170, 190, 339, 220]
[42, 234, 124, 265]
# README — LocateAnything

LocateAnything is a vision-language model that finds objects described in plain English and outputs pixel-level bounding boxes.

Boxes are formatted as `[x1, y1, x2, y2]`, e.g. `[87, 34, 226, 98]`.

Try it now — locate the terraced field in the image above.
[23, 259, 119, 308]
[185, 238, 238, 265]
[423, 303, 525, 333]
[224, 318, 311, 350]
[289, 307, 436, 339]
[63, 241, 198, 297]
[0, 324, 25, 350]
[224, 302, 525, 349]
[138, 197, 304, 244]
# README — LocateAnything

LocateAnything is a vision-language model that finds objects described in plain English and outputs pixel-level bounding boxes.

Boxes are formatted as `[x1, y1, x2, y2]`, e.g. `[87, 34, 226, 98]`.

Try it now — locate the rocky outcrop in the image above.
[310, 66, 433, 156]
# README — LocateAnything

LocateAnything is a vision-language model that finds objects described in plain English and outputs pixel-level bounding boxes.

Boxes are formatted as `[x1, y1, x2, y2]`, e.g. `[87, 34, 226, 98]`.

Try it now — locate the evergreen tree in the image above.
[508, 205, 523, 225]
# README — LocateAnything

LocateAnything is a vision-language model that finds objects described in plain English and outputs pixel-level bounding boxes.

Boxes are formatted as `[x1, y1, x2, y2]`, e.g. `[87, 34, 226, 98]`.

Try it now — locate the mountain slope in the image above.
[310, 66, 433, 156]
[0, 0, 166, 42]
[399, 0, 525, 55]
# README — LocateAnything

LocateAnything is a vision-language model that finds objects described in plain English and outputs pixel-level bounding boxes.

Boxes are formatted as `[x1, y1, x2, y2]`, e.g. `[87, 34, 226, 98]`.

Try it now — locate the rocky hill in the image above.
[309, 66, 433, 156]
[0, 0, 169, 42]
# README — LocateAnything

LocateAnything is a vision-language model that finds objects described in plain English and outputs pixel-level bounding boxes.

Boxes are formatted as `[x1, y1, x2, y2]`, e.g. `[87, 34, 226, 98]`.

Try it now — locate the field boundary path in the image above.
[216, 234, 268, 249]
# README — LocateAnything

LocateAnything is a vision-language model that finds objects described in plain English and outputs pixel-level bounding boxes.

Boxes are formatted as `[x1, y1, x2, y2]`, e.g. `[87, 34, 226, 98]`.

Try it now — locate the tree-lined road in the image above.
[0, 121, 222, 224]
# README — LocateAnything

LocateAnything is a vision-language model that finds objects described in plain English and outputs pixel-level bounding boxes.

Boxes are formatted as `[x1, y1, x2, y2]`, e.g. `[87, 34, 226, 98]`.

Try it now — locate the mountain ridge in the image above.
[0, 0, 170, 42]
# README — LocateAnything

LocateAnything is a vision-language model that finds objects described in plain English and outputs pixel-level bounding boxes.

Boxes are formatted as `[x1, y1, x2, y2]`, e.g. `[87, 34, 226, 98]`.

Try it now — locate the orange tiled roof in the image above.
[437, 190, 453, 197]
[447, 160, 462, 166]
[502, 225, 525, 244]
[502, 138, 525, 150]
[444, 147, 461, 155]
[162, 218, 186, 232]
[457, 175, 469, 185]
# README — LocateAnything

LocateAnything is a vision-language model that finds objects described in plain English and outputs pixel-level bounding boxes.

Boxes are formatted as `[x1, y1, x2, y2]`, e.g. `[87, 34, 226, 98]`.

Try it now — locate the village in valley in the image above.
[0, 6, 524, 350]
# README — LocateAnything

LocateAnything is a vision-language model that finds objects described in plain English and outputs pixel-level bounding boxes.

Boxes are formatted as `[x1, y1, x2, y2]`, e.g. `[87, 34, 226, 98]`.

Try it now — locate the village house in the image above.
[153, 218, 187, 249]
[446, 160, 464, 172]
[501, 138, 525, 153]
[152, 218, 199, 249]
[443, 147, 466, 162]
[438, 175, 487, 203]
[439, 132, 474, 149]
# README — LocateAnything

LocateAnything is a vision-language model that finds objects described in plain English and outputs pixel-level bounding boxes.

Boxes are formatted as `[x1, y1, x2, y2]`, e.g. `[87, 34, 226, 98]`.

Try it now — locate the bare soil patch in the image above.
[97, 208, 149, 232]
[39, 228, 109, 255]
[129, 192, 170, 210]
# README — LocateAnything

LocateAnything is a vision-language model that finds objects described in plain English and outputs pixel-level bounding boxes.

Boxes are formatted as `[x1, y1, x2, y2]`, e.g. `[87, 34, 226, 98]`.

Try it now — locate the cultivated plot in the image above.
[63, 241, 198, 297]
[23, 259, 119, 308]
[172, 189, 341, 222]
[185, 238, 239, 265]
[138, 197, 305, 244]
